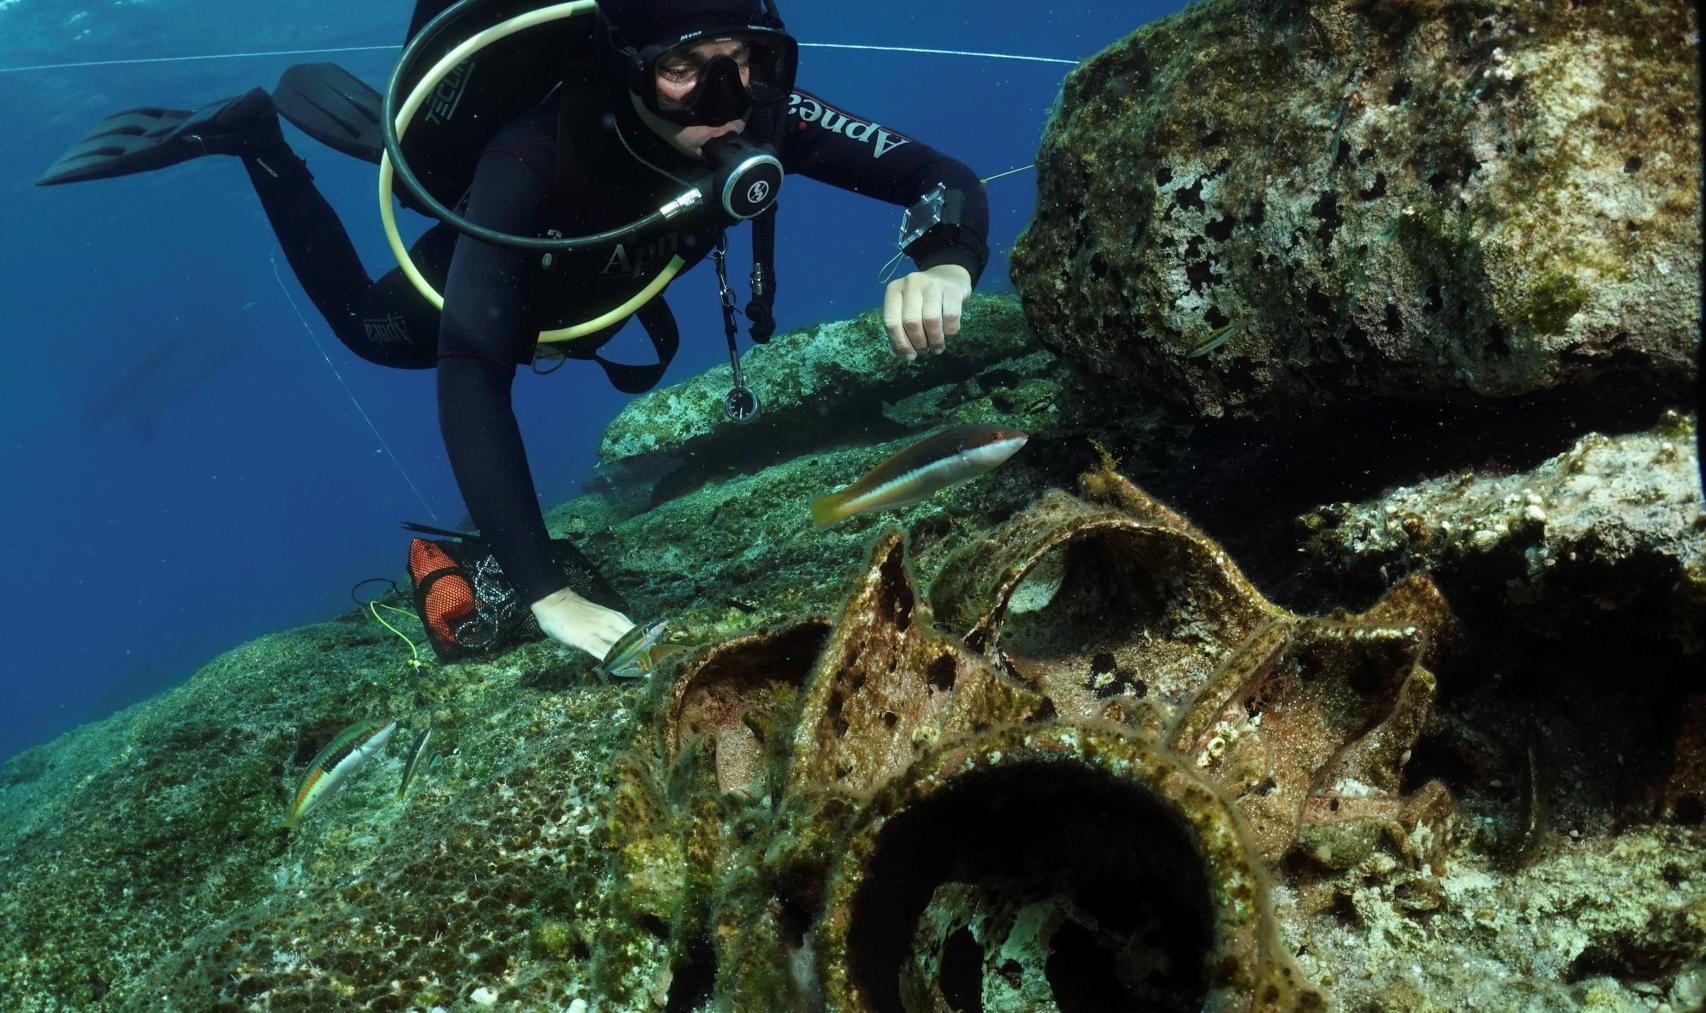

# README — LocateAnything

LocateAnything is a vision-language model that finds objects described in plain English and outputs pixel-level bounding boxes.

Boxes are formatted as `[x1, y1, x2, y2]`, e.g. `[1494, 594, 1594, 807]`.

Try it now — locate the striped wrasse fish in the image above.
[1186, 320, 1241, 358]
[284, 718, 397, 829]
[595, 619, 671, 680]
[811, 423, 1029, 527]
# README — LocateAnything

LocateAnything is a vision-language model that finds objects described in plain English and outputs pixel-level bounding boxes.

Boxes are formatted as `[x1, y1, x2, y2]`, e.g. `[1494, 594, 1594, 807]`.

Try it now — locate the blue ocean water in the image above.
[0, 0, 1182, 766]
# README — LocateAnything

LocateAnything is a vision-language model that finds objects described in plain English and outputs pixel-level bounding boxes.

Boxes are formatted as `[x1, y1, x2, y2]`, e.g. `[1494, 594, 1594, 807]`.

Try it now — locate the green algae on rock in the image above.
[1283, 823, 1706, 1010]
[592, 293, 1052, 502]
[0, 605, 651, 1011]
[1, 253, 1698, 1013]
[2, 441, 1696, 1008]
[1299, 412, 1706, 654]
[1009, 0, 1700, 422]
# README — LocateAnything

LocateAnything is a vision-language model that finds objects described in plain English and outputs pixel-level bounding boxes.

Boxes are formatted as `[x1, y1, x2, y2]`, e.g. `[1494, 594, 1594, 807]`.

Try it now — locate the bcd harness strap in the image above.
[541, 62, 778, 394]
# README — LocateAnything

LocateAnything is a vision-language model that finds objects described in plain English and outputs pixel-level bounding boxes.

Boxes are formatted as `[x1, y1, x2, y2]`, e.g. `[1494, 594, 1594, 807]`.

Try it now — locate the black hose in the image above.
[379, 0, 677, 253]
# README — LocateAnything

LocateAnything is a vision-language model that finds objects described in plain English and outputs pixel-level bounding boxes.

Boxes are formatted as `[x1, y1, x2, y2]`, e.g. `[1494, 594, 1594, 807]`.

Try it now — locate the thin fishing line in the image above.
[0, 44, 400, 75]
[799, 42, 1079, 66]
[270, 255, 439, 520]
[981, 164, 1035, 184]
[0, 41, 1080, 75]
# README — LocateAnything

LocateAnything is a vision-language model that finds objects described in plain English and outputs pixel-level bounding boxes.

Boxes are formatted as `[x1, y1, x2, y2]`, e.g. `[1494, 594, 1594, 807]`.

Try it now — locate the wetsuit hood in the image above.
[597, 0, 788, 55]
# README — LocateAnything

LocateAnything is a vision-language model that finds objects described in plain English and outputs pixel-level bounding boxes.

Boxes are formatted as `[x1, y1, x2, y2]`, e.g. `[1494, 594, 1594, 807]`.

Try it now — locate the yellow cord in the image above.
[537, 257, 686, 342]
[369, 599, 430, 672]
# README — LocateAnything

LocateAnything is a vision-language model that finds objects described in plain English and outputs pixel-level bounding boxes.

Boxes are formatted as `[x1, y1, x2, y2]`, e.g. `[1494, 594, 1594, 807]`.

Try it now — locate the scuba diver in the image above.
[38, 0, 991, 664]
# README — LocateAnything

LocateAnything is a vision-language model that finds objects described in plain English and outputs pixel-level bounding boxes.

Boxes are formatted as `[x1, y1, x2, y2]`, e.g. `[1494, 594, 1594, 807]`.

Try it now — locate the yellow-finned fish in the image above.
[811, 423, 1029, 527]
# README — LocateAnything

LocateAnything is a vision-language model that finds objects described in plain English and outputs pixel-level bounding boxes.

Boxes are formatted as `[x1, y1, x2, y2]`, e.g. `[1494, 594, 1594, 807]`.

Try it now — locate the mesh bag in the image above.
[407, 535, 628, 662]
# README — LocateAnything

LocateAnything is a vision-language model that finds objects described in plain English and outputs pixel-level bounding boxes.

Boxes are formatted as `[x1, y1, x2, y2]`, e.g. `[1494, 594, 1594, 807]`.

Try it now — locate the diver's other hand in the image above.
[883, 263, 972, 361]
[530, 587, 636, 660]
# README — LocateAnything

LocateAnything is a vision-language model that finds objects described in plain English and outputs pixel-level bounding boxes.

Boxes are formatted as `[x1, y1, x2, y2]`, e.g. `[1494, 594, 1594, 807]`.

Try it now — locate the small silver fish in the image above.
[398, 726, 432, 799]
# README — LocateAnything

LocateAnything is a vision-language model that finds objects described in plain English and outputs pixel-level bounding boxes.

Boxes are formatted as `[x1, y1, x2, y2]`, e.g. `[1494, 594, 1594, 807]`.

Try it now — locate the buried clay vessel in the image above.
[606, 460, 1452, 1009]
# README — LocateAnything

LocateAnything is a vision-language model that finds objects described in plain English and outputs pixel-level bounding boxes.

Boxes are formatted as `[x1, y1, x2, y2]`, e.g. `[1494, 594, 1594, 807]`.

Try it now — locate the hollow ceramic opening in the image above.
[844, 760, 1217, 1012]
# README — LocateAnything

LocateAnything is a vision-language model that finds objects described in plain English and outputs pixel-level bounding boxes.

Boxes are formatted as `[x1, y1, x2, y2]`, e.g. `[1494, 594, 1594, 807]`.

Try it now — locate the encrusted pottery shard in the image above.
[1169, 618, 1434, 861]
[663, 620, 831, 797]
[785, 531, 1047, 799]
[935, 462, 1456, 862]
[931, 487, 1283, 739]
[815, 724, 1326, 1012]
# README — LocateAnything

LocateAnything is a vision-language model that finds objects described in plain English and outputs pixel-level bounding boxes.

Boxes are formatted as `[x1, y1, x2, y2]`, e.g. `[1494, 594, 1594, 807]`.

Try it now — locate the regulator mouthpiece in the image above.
[703, 133, 782, 221]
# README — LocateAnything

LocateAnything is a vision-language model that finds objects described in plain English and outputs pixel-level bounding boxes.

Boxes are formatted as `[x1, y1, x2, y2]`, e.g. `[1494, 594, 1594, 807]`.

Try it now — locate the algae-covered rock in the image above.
[1, 150, 1698, 1012]
[1284, 825, 1706, 1010]
[0, 609, 649, 1011]
[593, 293, 1050, 493]
[1300, 411, 1706, 652]
[1010, 0, 1700, 422]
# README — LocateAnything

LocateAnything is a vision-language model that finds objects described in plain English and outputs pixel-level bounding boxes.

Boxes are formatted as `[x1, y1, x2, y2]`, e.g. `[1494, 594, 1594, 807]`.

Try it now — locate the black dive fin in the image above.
[36, 88, 275, 186]
[273, 63, 385, 165]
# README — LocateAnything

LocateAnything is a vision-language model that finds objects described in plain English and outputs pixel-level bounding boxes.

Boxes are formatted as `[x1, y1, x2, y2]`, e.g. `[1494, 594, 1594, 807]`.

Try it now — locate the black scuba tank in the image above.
[394, 0, 590, 213]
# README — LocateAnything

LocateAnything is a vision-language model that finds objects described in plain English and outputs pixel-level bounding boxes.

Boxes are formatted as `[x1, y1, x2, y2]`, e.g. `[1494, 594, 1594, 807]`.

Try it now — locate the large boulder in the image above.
[1010, 0, 1699, 422]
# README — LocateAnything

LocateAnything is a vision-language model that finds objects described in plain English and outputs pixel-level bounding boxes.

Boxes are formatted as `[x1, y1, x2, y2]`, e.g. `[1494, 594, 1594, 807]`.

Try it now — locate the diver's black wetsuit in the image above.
[250, 87, 989, 604]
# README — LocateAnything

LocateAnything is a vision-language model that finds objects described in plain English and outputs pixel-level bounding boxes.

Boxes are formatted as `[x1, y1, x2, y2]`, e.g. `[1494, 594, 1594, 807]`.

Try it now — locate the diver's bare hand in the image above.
[883, 263, 971, 361]
[530, 587, 635, 660]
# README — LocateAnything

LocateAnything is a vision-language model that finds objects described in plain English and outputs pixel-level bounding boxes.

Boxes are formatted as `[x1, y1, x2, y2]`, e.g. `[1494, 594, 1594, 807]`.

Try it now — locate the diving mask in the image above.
[621, 30, 798, 127]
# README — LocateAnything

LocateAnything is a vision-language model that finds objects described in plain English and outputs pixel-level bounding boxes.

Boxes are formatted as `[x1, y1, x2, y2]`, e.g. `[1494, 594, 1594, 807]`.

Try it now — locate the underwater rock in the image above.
[1009, 0, 1700, 423]
[593, 291, 1030, 460]
[4, 440, 1693, 1010]
[1283, 823, 1706, 1010]
[594, 293, 1048, 494]
[1299, 412, 1706, 654]
[0, 603, 663, 1011]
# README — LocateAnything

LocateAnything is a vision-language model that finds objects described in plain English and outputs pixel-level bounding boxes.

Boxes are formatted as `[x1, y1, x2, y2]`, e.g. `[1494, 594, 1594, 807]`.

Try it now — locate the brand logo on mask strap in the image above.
[788, 94, 911, 158]
[424, 60, 475, 125]
[363, 313, 413, 345]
